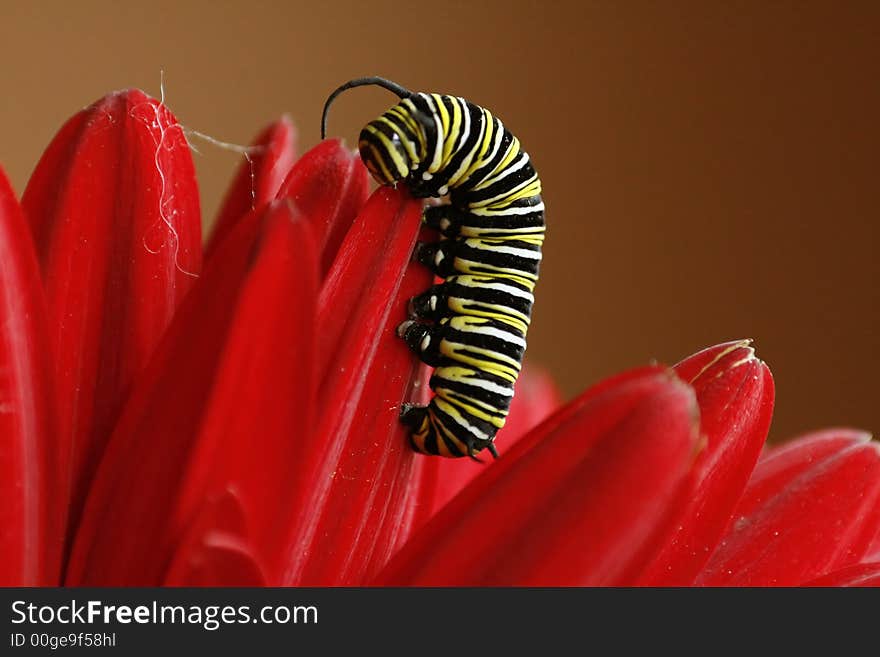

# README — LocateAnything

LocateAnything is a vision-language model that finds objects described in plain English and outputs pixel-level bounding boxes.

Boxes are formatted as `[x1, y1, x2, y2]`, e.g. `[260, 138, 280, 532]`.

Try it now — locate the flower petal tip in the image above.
[674, 339, 762, 384]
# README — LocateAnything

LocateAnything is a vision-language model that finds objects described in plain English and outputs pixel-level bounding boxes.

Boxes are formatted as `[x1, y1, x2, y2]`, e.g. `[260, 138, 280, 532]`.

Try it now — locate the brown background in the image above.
[2, 1, 877, 442]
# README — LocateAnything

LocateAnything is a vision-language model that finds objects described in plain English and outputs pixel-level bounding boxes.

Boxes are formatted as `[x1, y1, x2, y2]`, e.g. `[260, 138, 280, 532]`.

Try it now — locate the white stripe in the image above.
[473, 151, 529, 190]
[422, 94, 445, 173]
[470, 175, 538, 208]
[468, 202, 544, 216]
[462, 324, 527, 348]
[459, 418, 490, 441]
[460, 228, 544, 241]
[455, 377, 515, 396]
[473, 280, 535, 302]
[447, 97, 470, 166]
[470, 242, 542, 260]
[400, 98, 427, 169]
[454, 276, 534, 301]
[438, 401, 491, 441]
[473, 118, 505, 180]
[446, 98, 482, 187]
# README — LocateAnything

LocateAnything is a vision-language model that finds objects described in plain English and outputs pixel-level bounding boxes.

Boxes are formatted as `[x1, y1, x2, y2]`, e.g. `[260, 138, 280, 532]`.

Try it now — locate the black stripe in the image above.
[446, 347, 522, 371]
[456, 208, 545, 230]
[444, 391, 512, 419]
[432, 364, 518, 389]
[433, 377, 513, 414]
[427, 97, 471, 190]
[442, 96, 467, 160]
[456, 303, 532, 326]
[383, 108, 422, 160]
[470, 228, 544, 238]
[407, 94, 440, 177]
[431, 413, 466, 457]
[443, 327, 525, 362]
[445, 281, 532, 317]
[465, 122, 513, 189]
[451, 314, 527, 337]
[454, 243, 541, 276]
[464, 263, 535, 279]
[445, 396, 504, 439]
[360, 123, 403, 180]
[421, 423, 440, 455]
[497, 194, 544, 209]
[472, 237, 541, 252]
[430, 399, 494, 447]
[448, 274, 532, 293]
[449, 301, 530, 326]
[440, 101, 486, 189]
[464, 159, 538, 205]
[429, 403, 473, 454]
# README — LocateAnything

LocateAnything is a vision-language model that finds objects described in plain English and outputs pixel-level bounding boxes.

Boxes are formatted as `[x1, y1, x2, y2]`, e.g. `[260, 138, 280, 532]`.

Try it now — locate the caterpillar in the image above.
[322, 77, 544, 459]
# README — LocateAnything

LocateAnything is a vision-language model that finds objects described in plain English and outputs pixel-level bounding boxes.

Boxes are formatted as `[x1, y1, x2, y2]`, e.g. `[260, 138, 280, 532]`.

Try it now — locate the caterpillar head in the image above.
[321, 77, 416, 186]
[358, 128, 410, 186]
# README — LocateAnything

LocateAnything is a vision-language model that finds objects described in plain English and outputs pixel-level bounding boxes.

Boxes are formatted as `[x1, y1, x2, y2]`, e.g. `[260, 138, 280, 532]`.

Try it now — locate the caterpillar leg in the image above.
[400, 403, 435, 455]
[413, 239, 457, 278]
[407, 283, 447, 321]
[396, 319, 444, 366]
[399, 402, 428, 431]
[423, 205, 466, 237]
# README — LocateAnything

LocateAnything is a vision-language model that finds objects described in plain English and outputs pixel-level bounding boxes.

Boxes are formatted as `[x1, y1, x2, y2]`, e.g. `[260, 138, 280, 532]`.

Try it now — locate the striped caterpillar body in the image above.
[322, 77, 544, 459]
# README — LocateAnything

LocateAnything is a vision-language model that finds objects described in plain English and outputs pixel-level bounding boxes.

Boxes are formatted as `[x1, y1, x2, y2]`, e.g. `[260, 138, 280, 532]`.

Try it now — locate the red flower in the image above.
[1, 89, 877, 586]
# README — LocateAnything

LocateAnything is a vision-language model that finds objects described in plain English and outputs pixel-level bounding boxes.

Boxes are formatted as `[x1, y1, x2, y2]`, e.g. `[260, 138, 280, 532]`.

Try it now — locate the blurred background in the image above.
[1, 1, 877, 441]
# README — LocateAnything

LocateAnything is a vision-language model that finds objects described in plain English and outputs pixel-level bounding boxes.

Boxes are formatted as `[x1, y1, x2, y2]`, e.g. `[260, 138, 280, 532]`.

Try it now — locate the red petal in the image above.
[696, 430, 880, 586]
[275, 139, 368, 278]
[279, 186, 429, 585]
[205, 116, 297, 259]
[165, 534, 266, 587]
[67, 200, 317, 585]
[865, 530, 880, 563]
[803, 562, 880, 587]
[421, 364, 563, 520]
[164, 491, 266, 586]
[21, 90, 202, 540]
[746, 429, 871, 511]
[375, 367, 700, 586]
[0, 169, 60, 584]
[173, 204, 318, 583]
[637, 340, 774, 585]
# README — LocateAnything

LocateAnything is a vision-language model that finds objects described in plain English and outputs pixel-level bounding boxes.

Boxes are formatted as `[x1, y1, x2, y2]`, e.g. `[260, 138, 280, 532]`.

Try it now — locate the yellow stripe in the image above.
[440, 341, 520, 381]
[428, 94, 450, 173]
[398, 98, 428, 161]
[376, 115, 419, 164]
[389, 105, 421, 138]
[359, 139, 395, 183]
[429, 404, 469, 456]
[440, 96, 463, 165]
[451, 254, 539, 284]
[460, 109, 497, 180]
[363, 124, 408, 180]
[388, 105, 425, 160]
[470, 175, 541, 209]
[434, 387, 507, 428]
[490, 180, 543, 207]
[472, 137, 522, 191]
[447, 298, 529, 331]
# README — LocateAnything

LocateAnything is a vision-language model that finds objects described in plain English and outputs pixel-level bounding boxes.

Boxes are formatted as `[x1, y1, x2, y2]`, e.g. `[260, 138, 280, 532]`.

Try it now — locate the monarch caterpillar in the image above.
[322, 77, 544, 459]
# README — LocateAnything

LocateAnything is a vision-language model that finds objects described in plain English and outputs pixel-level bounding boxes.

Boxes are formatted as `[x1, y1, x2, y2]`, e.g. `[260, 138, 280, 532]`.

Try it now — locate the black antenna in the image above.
[321, 76, 413, 139]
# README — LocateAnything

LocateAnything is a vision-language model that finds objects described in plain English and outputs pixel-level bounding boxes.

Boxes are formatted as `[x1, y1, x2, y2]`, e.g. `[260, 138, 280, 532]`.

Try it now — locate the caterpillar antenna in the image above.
[321, 76, 413, 139]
